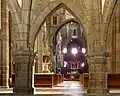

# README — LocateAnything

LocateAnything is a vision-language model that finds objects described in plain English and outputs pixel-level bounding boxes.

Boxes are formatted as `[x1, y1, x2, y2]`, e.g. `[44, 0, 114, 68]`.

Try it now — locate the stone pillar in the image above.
[46, 17, 52, 72]
[110, 14, 116, 73]
[0, 0, 9, 88]
[87, 0, 108, 95]
[0, 34, 1, 86]
[115, 5, 120, 73]
[106, 16, 115, 73]
[37, 31, 43, 73]
[0, 0, 1, 30]
[87, 53, 108, 96]
[60, 54, 63, 68]
[106, 57, 111, 73]
[12, 49, 34, 95]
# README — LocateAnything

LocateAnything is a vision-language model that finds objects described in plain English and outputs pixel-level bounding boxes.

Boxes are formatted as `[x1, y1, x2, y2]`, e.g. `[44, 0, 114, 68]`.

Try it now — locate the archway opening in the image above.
[33, 4, 88, 88]
[33, 6, 87, 74]
[52, 21, 88, 81]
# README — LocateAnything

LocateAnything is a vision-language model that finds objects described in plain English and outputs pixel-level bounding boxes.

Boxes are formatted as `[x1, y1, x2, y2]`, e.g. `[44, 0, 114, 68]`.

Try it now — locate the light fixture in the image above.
[63, 47, 67, 54]
[82, 48, 86, 54]
[60, 36, 62, 40]
[64, 61, 67, 67]
[71, 22, 73, 24]
[71, 48, 77, 55]
[81, 63, 84, 67]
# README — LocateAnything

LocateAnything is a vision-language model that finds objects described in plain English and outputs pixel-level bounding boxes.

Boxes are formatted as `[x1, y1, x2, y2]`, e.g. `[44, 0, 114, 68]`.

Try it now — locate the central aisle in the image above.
[0, 81, 120, 96]
[35, 81, 86, 96]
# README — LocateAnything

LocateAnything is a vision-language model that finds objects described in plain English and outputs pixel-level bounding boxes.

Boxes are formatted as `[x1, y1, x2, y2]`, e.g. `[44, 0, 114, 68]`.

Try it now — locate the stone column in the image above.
[0, 0, 9, 88]
[12, 48, 34, 95]
[0, 0, 1, 29]
[106, 15, 115, 73]
[0, 34, 1, 86]
[46, 17, 52, 72]
[115, 5, 120, 73]
[106, 57, 111, 73]
[87, 0, 108, 95]
[110, 14, 116, 73]
[87, 53, 108, 96]
[37, 31, 43, 73]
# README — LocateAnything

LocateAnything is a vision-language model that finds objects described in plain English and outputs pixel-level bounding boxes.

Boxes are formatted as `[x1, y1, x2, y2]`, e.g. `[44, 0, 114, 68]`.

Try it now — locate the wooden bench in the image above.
[80, 73, 89, 87]
[10, 73, 64, 88]
[34, 73, 54, 87]
[34, 73, 64, 87]
[52, 74, 64, 86]
[108, 74, 120, 88]
[10, 73, 15, 87]
[80, 73, 120, 89]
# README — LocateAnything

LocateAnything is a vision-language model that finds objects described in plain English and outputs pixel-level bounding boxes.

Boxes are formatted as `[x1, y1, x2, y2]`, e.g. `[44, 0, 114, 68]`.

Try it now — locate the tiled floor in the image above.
[0, 81, 120, 96]
[0, 81, 85, 96]
[35, 81, 85, 96]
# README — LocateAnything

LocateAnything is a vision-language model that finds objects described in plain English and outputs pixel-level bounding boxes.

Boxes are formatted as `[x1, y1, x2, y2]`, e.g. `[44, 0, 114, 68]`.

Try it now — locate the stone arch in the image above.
[29, 1, 90, 49]
[104, 0, 120, 73]
[103, 0, 118, 34]
[52, 18, 88, 50]
[55, 18, 87, 37]
[6, 0, 21, 24]
[51, 18, 88, 74]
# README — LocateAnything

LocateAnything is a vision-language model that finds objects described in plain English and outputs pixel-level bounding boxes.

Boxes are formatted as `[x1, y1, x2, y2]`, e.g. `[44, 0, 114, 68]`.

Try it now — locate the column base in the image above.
[13, 87, 34, 95]
[87, 94, 109, 96]
[87, 88, 109, 96]
[0, 86, 9, 88]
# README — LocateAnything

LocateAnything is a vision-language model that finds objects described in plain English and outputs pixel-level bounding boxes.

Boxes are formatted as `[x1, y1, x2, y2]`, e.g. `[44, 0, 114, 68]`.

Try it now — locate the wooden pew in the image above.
[59, 74, 64, 83]
[80, 73, 120, 89]
[10, 73, 15, 87]
[53, 74, 64, 86]
[10, 73, 64, 88]
[34, 73, 54, 87]
[34, 73, 64, 87]
[108, 74, 120, 88]
[11, 73, 120, 88]
[80, 73, 89, 87]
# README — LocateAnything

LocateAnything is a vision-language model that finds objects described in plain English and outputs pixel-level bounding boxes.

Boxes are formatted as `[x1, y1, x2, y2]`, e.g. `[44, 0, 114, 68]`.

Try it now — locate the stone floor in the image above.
[0, 81, 120, 96]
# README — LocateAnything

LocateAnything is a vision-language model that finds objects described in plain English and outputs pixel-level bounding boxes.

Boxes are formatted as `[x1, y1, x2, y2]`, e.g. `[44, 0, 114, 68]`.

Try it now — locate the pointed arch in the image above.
[54, 18, 87, 40]
[6, 0, 21, 24]
[53, 18, 88, 50]
[103, 0, 118, 34]
[55, 18, 80, 32]
[29, 2, 89, 49]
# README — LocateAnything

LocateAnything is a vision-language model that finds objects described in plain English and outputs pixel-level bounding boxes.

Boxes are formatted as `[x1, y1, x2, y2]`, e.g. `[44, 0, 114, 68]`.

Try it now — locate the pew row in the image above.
[10, 73, 64, 87]
[80, 73, 120, 89]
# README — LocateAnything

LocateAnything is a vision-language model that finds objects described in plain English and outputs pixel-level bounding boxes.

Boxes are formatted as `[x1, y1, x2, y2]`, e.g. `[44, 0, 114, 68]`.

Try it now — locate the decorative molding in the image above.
[6, 0, 20, 24]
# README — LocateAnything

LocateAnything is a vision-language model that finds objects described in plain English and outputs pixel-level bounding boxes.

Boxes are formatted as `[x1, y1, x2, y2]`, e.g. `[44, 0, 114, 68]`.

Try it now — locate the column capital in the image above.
[88, 52, 104, 57]
[87, 52, 106, 65]
[12, 48, 35, 65]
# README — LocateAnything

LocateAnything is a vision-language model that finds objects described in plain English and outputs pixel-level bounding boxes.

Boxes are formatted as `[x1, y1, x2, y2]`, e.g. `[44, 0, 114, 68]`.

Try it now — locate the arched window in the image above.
[52, 15, 57, 25]
[73, 29, 76, 36]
